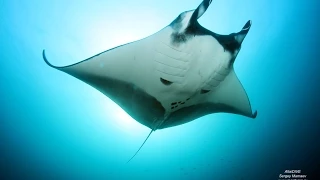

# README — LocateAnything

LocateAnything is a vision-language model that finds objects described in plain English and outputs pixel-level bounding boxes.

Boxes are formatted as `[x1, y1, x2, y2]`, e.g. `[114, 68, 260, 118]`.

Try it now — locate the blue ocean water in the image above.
[1, 0, 319, 179]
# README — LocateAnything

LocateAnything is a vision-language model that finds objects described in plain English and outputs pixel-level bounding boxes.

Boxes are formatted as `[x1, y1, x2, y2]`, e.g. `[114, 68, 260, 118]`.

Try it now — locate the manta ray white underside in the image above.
[43, 0, 257, 161]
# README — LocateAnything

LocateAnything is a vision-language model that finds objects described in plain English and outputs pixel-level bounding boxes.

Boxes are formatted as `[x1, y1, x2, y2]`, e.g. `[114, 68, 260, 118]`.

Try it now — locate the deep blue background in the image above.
[1, 0, 319, 179]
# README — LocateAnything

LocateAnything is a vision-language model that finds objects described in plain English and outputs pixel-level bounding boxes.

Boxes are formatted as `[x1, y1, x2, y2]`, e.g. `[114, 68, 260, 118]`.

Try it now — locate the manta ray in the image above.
[43, 0, 257, 162]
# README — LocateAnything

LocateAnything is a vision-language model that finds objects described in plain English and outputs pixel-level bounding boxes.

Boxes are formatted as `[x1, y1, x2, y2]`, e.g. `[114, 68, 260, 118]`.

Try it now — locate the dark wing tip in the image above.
[42, 50, 60, 68]
[206, 0, 213, 6]
[251, 110, 258, 119]
[43, 49, 53, 67]
[242, 20, 252, 31]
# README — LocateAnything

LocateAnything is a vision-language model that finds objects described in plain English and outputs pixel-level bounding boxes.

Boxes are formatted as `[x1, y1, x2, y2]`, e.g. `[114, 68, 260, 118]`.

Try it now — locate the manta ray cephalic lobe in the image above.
[43, 0, 257, 161]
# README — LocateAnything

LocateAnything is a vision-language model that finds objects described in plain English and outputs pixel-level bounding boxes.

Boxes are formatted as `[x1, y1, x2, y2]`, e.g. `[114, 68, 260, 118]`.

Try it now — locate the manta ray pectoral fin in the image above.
[211, 69, 257, 118]
[43, 50, 166, 130]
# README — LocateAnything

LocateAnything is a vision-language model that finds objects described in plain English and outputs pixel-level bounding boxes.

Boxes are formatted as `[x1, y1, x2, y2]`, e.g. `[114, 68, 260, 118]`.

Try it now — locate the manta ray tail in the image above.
[127, 129, 154, 163]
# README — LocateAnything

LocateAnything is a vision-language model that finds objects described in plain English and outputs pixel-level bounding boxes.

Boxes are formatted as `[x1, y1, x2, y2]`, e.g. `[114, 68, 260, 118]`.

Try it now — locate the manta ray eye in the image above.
[160, 78, 173, 85]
